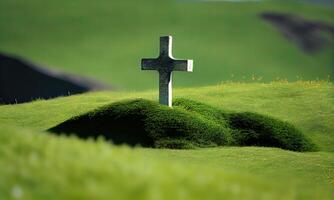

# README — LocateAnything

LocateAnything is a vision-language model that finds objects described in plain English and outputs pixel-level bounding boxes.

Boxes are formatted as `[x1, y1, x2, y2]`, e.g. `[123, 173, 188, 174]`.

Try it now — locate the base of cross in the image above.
[159, 71, 172, 107]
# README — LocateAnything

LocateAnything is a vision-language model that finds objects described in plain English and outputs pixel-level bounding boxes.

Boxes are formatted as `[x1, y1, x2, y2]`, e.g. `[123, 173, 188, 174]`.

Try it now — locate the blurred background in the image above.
[0, 0, 333, 99]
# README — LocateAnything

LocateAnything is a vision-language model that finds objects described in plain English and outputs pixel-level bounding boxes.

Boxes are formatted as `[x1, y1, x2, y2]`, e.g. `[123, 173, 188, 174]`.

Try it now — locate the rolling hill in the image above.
[0, 0, 333, 90]
[0, 81, 333, 199]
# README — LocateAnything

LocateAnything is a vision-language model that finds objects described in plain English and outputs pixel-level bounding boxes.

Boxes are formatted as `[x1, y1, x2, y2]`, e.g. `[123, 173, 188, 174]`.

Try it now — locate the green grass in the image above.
[1, 1, 333, 198]
[0, 0, 333, 90]
[49, 98, 315, 151]
[3, 125, 332, 200]
[0, 81, 333, 199]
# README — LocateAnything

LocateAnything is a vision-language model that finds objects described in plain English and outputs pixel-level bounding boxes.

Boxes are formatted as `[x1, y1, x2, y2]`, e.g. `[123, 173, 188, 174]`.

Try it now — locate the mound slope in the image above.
[49, 99, 316, 151]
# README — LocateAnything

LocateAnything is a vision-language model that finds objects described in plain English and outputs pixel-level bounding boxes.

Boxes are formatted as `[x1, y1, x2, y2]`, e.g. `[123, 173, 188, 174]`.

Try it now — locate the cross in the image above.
[141, 36, 193, 107]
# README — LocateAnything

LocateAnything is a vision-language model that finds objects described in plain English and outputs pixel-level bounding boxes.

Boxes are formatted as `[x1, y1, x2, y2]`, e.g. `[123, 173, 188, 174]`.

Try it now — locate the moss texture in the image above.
[49, 98, 316, 151]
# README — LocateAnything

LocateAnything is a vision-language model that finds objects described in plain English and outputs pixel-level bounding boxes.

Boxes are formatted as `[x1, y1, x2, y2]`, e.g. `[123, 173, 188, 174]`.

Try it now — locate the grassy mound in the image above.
[174, 99, 316, 152]
[49, 99, 233, 148]
[49, 98, 316, 151]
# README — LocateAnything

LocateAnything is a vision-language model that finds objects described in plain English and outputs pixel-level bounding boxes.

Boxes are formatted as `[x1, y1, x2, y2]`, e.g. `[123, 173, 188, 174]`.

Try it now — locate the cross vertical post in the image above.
[141, 36, 193, 107]
[159, 71, 172, 106]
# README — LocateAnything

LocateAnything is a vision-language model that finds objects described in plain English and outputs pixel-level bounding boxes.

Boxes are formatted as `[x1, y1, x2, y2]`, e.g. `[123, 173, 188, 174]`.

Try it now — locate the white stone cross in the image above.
[141, 36, 193, 107]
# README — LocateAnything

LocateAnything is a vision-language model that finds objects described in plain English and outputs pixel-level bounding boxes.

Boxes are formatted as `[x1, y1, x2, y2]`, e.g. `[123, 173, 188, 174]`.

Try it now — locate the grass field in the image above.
[1, 0, 334, 199]
[0, 0, 333, 89]
[1, 81, 333, 199]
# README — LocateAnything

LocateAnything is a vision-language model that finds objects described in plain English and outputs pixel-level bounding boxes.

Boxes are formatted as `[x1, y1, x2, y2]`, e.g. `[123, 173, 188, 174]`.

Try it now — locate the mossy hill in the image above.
[49, 98, 315, 151]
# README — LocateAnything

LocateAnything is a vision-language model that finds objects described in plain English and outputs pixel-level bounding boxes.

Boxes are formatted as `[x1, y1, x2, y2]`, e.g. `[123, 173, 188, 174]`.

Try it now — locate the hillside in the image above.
[0, 0, 333, 90]
[1, 81, 332, 150]
[0, 82, 333, 199]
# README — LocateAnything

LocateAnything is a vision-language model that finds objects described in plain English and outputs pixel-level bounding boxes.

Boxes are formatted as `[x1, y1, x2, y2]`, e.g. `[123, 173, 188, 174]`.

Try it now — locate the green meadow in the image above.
[1, 0, 334, 199]
[0, 0, 333, 90]
[1, 82, 334, 199]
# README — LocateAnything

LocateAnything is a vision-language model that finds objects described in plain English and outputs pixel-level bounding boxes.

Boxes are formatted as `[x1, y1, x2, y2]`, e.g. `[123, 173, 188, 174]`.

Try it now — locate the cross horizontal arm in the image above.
[172, 59, 193, 72]
[141, 58, 159, 70]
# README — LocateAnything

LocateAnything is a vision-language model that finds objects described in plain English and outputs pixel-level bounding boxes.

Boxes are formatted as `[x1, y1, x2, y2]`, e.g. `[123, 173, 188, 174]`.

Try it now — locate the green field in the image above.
[1, 81, 333, 199]
[0, 0, 333, 89]
[1, 0, 334, 199]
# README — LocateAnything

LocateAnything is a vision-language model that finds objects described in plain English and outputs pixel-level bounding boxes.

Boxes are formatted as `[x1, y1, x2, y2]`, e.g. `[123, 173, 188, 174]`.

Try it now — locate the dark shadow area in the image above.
[49, 98, 316, 151]
[0, 52, 111, 104]
[261, 12, 334, 53]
